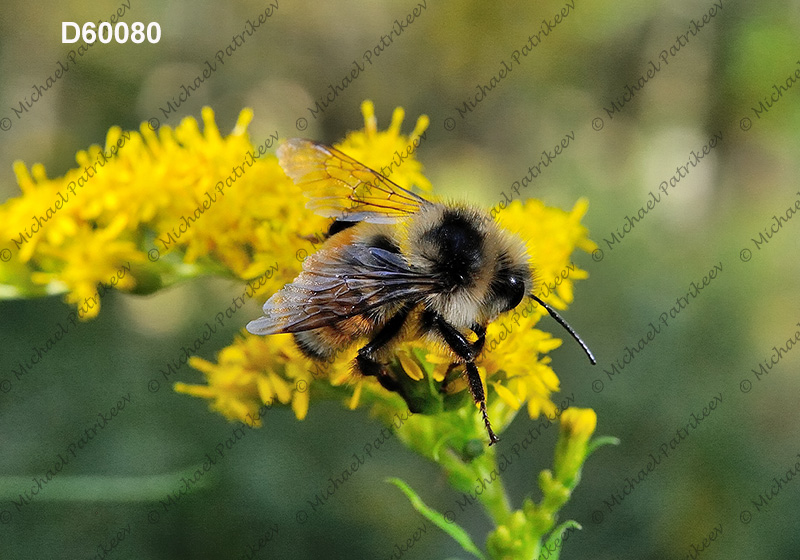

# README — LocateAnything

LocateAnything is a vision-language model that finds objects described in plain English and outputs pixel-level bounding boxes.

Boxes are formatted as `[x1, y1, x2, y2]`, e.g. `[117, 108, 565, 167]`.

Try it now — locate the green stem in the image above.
[438, 448, 513, 527]
[476, 456, 513, 527]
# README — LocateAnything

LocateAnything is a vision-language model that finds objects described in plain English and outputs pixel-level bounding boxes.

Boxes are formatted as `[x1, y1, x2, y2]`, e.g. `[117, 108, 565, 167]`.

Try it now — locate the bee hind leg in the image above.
[355, 353, 403, 394]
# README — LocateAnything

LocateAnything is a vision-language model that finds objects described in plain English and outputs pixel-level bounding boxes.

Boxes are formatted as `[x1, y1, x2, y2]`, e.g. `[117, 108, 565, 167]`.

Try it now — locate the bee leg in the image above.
[439, 324, 486, 392]
[465, 362, 500, 445]
[433, 316, 499, 445]
[355, 305, 411, 396]
[470, 323, 486, 356]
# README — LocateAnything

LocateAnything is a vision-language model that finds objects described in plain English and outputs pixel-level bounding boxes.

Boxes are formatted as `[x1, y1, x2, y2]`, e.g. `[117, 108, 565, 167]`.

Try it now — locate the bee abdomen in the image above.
[293, 331, 333, 360]
[292, 315, 380, 361]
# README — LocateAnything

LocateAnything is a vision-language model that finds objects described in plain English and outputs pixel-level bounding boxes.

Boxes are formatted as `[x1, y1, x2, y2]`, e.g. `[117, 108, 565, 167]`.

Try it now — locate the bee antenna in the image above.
[529, 294, 597, 365]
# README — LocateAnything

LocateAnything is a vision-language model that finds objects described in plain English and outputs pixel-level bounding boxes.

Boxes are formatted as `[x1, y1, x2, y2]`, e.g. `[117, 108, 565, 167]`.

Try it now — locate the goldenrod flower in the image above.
[176, 334, 313, 425]
[0, 108, 321, 316]
[0, 100, 596, 435]
[0, 100, 612, 560]
[175, 102, 440, 421]
[175, 112, 595, 437]
[554, 407, 598, 487]
[335, 100, 431, 194]
[559, 407, 598, 442]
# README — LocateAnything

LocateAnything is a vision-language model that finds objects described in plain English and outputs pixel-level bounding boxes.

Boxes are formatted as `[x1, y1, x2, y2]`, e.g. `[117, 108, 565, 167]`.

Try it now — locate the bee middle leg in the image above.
[355, 305, 412, 395]
[432, 315, 499, 445]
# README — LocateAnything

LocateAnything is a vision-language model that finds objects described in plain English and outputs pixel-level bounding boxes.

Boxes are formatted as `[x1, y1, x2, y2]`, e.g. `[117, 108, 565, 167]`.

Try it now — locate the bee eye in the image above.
[500, 274, 525, 312]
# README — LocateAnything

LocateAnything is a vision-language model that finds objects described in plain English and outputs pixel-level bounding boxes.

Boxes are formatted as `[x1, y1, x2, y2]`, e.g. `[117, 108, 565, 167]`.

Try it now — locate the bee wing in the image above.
[278, 138, 430, 223]
[246, 244, 437, 335]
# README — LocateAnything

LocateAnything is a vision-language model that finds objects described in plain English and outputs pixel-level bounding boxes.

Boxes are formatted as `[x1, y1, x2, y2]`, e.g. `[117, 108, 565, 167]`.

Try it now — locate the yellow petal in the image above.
[397, 351, 424, 381]
[348, 380, 363, 410]
[292, 391, 309, 420]
[256, 375, 275, 403]
[492, 381, 522, 411]
[269, 373, 292, 403]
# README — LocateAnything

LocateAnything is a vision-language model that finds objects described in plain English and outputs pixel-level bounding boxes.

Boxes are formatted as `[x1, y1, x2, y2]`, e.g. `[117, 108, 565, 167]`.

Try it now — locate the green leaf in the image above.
[387, 477, 487, 560]
[540, 519, 581, 560]
[586, 435, 620, 457]
[0, 466, 216, 502]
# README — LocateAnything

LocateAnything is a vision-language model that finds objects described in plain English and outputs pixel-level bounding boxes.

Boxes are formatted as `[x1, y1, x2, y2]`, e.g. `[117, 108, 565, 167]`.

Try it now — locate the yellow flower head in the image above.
[176, 333, 312, 425]
[559, 407, 598, 442]
[175, 102, 433, 422]
[0, 107, 321, 316]
[554, 407, 598, 487]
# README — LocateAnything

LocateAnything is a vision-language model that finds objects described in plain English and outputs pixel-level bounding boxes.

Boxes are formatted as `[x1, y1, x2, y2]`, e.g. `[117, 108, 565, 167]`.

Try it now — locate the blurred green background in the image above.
[1, 0, 799, 558]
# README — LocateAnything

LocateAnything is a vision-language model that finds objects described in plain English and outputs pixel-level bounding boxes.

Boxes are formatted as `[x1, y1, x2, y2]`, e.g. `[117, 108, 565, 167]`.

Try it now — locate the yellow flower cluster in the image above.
[178, 333, 315, 426]
[175, 105, 596, 428]
[0, 99, 596, 433]
[0, 108, 318, 317]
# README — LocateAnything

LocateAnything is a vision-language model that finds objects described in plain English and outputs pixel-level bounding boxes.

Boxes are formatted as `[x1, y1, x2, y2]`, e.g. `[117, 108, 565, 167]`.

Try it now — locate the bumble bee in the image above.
[246, 139, 596, 445]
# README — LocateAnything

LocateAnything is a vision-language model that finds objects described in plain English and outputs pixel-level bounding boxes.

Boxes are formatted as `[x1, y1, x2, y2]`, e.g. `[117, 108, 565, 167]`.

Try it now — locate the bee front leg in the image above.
[464, 362, 499, 445]
[471, 323, 486, 356]
[433, 315, 499, 445]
